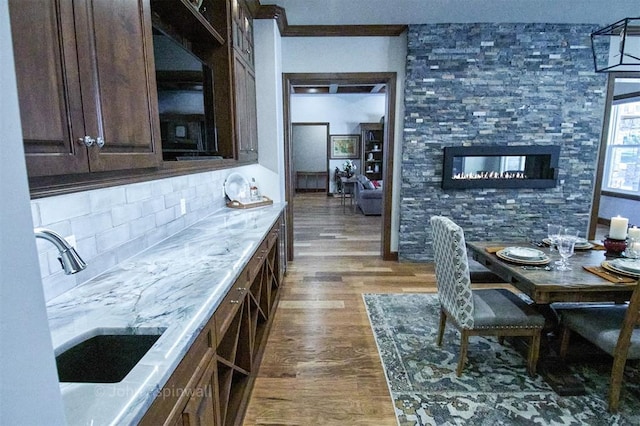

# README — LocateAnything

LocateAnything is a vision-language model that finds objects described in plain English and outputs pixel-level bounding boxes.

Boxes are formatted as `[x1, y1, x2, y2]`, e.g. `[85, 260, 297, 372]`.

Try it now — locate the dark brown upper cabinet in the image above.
[232, 0, 258, 162]
[9, 0, 161, 179]
[10, 0, 259, 197]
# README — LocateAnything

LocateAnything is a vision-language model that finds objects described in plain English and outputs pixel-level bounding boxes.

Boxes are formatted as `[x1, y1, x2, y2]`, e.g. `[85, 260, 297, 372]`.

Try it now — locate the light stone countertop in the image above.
[46, 203, 286, 425]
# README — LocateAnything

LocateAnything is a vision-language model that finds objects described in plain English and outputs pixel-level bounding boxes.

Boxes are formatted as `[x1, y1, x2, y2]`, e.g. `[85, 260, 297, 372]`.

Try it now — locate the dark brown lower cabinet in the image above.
[140, 215, 282, 426]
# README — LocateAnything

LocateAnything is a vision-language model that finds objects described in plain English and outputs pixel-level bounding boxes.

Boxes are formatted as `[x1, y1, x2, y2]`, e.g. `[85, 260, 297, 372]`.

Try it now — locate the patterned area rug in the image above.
[363, 293, 640, 426]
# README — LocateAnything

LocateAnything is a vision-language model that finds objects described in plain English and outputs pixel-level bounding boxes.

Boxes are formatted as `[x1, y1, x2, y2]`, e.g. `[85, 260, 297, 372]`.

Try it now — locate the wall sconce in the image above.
[591, 17, 640, 72]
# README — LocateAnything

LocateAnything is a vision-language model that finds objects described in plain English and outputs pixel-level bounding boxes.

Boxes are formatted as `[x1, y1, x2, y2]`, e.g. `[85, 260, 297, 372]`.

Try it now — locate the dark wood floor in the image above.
[243, 193, 436, 425]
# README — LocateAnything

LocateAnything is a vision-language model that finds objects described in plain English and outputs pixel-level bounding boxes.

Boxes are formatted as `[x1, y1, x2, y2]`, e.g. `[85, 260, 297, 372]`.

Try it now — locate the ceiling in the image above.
[275, 1, 631, 246]
[259, 0, 639, 26]
[267, 0, 639, 95]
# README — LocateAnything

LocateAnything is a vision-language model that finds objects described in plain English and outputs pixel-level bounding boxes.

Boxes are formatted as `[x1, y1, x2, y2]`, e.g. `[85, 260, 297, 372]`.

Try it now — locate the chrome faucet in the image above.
[34, 228, 87, 275]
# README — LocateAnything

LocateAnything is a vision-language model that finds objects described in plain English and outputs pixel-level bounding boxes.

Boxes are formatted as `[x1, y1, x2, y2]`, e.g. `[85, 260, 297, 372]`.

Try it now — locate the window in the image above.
[603, 95, 640, 195]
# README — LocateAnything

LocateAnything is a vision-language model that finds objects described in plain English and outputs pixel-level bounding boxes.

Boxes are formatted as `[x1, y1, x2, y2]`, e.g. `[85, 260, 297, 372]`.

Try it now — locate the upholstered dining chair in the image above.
[429, 216, 545, 376]
[557, 279, 640, 412]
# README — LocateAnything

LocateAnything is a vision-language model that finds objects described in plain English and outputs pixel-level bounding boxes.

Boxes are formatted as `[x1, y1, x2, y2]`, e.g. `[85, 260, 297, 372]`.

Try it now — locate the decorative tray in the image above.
[226, 196, 273, 209]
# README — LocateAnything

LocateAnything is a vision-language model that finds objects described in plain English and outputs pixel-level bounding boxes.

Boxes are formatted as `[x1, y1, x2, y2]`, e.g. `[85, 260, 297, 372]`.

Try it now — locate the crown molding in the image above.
[255, 4, 407, 37]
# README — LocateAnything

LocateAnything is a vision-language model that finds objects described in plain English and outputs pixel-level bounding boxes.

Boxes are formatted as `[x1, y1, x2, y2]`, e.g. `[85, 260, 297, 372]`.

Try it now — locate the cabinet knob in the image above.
[96, 137, 105, 148]
[79, 135, 95, 147]
[230, 300, 239, 304]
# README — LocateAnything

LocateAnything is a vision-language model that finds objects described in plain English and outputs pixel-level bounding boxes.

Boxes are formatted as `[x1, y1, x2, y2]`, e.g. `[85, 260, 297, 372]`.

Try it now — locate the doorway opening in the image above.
[283, 72, 397, 261]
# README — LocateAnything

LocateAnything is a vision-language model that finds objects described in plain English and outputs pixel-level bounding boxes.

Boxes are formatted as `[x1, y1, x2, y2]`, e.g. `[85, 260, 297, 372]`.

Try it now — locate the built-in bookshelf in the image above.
[360, 122, 384, 181]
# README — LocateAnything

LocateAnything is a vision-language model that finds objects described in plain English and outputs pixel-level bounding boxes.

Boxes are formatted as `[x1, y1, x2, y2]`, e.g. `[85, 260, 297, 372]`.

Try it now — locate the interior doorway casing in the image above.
[282, 72, 397, 261]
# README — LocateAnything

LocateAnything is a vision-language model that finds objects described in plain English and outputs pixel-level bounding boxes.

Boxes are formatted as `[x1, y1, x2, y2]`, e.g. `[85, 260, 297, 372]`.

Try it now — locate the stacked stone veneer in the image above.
[399, 23, 608, 261]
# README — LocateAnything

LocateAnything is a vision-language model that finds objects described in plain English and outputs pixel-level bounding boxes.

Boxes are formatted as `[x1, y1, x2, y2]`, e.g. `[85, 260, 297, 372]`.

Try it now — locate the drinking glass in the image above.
[627, 237, 640, 259]
[556, 236, 576, 271]
[547, 224, 562, 252]
[563, 228, 580, 239]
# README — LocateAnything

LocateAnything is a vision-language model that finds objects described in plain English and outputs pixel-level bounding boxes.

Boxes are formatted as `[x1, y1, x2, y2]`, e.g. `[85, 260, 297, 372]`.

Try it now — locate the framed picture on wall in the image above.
[330, 134, 360, 159]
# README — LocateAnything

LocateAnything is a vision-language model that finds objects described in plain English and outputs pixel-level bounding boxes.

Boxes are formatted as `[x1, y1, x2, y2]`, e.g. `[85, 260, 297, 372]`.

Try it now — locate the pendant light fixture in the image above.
[591, 17, 640, 72]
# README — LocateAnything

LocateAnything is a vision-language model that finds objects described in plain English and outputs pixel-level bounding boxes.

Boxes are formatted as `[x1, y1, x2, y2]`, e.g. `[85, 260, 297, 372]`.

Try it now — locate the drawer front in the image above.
[214, 280, 248, 338]
[267, 221, 279, 249]
[248, 241, 267, 281]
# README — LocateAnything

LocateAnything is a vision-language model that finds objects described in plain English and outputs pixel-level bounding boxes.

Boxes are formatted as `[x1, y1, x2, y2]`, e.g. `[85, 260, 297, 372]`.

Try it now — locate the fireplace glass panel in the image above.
[442, 145, 560, 189]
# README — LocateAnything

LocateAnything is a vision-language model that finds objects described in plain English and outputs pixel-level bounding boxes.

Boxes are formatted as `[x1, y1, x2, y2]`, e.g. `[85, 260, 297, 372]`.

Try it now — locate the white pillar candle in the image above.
[609, 216, 629, 240]
[628, 226, 640, 240]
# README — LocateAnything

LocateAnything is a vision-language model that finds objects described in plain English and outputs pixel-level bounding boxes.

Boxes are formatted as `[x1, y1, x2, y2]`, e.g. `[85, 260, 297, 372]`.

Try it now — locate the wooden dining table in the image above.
[467, 240, 638, 395]
[466, 241, 636, 305]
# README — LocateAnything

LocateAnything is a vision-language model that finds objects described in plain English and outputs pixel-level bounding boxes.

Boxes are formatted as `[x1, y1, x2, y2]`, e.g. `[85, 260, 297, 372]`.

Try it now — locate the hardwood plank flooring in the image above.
[243, 193, 437, 425]
[244, 195, 609, 424]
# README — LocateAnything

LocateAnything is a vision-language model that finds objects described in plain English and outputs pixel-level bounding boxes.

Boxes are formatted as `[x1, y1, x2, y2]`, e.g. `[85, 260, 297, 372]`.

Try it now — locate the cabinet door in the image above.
[9, 0, 89, 177]
[231, 0, 254, 67]
[234, 54, 258, 162]
[75, 0, 161, 172]
[182, 353, 218, 426]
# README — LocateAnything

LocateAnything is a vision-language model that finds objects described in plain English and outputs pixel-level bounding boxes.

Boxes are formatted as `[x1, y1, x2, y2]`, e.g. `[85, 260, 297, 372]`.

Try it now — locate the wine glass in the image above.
[556, 236, 576, 271]
[547, 224, 562, 252]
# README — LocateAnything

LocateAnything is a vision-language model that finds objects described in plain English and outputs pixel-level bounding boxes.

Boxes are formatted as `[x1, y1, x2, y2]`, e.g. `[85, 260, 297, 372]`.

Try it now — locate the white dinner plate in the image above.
[602, 260, 640, 278]
[224, 172, 249, 201]
[610, 258, 640, 274]
[496, 249, 551, 265]
[542, 237, 593, 250]
[502, 246, 546, 260]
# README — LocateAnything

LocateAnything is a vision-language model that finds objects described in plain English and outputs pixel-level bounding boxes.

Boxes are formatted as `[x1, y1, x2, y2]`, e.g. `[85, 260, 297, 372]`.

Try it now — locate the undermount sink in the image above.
[55, 328, 165, 383]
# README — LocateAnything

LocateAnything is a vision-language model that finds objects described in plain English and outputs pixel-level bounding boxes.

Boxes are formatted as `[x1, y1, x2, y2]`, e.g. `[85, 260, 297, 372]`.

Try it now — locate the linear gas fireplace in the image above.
[442, 145, 560, 189]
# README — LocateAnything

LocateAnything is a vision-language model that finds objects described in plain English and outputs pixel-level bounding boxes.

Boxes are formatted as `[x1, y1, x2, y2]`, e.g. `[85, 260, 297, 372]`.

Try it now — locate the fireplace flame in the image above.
[453, 171, 527, 180]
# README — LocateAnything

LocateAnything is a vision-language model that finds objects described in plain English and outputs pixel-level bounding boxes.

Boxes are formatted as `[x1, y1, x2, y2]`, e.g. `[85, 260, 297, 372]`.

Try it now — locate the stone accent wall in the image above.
[399, 23, 608, 261]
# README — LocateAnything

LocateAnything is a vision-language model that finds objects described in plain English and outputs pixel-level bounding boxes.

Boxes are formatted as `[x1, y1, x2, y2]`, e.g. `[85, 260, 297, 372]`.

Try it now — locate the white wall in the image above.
[0, 3, 67, 423]
[282, 35, 407, 251]
[292, 93, 385, 192]
[292, 124, 328, 174]
[254, 19, 285, 202]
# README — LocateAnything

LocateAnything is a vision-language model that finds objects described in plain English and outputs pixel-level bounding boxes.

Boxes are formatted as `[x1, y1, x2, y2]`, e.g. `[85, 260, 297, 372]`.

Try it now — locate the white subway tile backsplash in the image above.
[152, 178, 175, 196]
[130, 215, 156, 238]
[164, 191, 182, 209]
[165, 215, 186, 237]
[114, 237, 147, 265]
[125, 182, 153, 203]
[155, 208, 176, 227]
[112, 203, 143, 227]
[142, 197, 165, 216]
[72, 212, 113, 239]
[76, 236, 98, 261]
[41, 271, 77, 302]
[171, 176, 189, 191]
[34, 168, 248, 302]
[96, 223, 131, 253]
[38, 192, 91, 224]
[90, 187, 126, 213]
